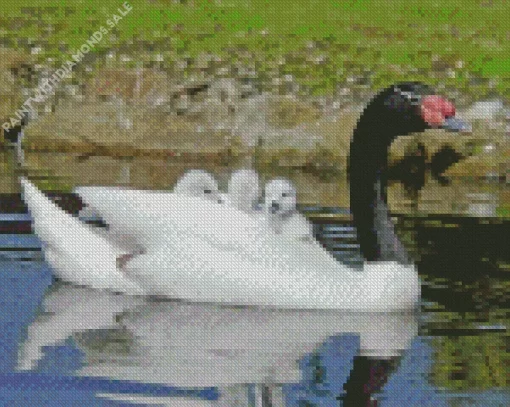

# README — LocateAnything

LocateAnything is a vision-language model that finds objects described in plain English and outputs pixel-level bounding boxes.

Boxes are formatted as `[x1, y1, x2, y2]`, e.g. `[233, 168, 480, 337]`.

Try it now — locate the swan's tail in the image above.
[19, 178, 145, 294]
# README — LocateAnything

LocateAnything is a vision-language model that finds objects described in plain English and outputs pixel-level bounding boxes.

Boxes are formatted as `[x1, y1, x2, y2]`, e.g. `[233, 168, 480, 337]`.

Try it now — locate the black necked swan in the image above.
[20, 82, 468, 311]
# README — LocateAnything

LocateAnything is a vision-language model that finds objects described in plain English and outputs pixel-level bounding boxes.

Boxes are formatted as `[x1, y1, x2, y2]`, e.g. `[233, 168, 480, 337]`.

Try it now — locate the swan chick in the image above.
[77, 169, 222, 219]
[173, 169, 222, 203]
[225, 169, 261, 213]
[263, 178, 314, 241]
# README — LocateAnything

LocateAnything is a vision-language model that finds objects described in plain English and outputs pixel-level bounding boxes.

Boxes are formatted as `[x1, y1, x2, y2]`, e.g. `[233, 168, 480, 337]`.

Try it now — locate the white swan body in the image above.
[68, 184, 419, 311]
[277, 214, 314, 242]
[126, 243, 419, 311]
[23, 184, 418, 311]
[21, 177, 419, 310]
[76, 169, 222, 219]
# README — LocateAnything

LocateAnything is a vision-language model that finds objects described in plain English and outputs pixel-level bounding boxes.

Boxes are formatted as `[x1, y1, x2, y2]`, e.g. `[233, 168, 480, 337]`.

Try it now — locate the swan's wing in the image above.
[76, 185, 354, 293]
[20, 179, 144, 294]
[121, 227, 381, 310]
[76, 185, 412, 308]
[75, 186, 275, 252]
[78, 186, 343, 265]
[281, 214, 315, 241]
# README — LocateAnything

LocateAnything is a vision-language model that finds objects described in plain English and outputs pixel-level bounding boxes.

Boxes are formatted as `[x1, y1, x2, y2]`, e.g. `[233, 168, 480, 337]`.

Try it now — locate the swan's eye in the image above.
[389, 88, 422, 109]
[281, 192, 288, 197]
[204, 189, 212, 194]
[408, 95, 421, 105]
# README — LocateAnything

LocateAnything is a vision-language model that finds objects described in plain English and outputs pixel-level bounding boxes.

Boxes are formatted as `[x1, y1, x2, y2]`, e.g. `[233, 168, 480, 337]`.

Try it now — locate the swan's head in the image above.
[227, 169, 261, 212]
[263, 179, 297, 215]
[363, 82, 471, 139]
[173, 170, 222, 203]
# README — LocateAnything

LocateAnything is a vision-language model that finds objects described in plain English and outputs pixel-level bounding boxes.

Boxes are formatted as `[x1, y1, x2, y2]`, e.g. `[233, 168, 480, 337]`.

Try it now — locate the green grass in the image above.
[1, 0, 509, 97]
[496, 207, 510, 218]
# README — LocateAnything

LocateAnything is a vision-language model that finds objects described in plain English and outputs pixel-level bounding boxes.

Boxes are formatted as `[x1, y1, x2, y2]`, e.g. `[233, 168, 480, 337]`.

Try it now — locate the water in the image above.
[0, 215, 508, 406]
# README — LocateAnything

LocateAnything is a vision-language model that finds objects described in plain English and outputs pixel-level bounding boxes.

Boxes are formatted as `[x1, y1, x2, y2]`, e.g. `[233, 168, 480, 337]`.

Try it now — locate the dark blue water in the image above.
[0, 216, 508, 406]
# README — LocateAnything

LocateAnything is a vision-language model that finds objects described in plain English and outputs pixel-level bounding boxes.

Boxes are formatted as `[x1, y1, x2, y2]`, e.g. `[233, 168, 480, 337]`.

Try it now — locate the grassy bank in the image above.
[1, 0, 509, 99]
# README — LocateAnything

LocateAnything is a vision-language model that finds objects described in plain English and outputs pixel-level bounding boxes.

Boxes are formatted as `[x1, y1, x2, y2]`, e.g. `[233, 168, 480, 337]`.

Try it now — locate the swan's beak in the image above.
[270, 201, 280, 214]
[216, 193, 226, 204]
[442, 117, 472, 133]
[421, 95, 472, 133]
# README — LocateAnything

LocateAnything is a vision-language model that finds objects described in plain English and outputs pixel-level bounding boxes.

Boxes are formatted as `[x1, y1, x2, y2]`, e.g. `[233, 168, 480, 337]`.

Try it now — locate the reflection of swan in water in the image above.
[16, 283, 144, 371]
[96, 394, 219, 406]
[17, 284, 418, 404]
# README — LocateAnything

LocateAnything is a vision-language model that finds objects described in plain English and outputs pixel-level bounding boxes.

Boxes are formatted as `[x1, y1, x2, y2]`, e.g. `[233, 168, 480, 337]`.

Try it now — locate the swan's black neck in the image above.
[349, 110, 411, 264]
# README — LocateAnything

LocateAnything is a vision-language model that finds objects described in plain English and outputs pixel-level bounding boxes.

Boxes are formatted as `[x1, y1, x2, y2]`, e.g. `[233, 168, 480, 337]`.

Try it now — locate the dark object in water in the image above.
[387, 142, 427, 196]
[430, 144, 465, 185]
